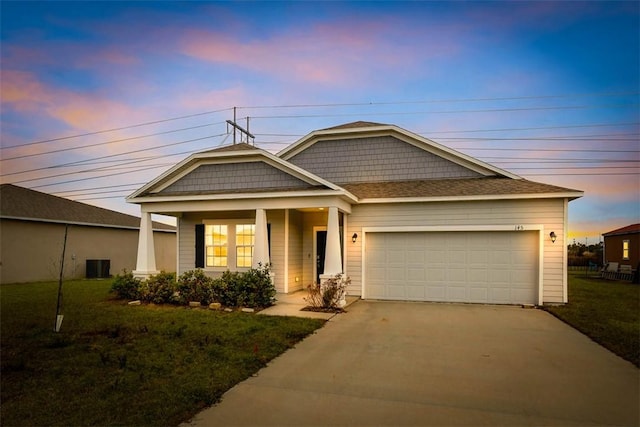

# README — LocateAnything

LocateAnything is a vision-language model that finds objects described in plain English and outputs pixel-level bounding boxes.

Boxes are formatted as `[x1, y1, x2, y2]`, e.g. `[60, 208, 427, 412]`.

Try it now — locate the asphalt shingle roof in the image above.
[342, 177, 581, 199]
[0, 184, 174, 230]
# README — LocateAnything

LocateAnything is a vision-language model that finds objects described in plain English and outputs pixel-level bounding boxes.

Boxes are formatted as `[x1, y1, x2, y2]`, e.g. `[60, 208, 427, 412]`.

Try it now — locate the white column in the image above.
[133, 210, 158, 278]
[253, 208, 270, 268]
[322, 206, 342, 276]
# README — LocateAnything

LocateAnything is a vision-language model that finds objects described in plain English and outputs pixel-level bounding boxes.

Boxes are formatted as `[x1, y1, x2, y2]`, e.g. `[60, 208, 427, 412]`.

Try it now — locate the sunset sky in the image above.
[1, 1, 638, 242]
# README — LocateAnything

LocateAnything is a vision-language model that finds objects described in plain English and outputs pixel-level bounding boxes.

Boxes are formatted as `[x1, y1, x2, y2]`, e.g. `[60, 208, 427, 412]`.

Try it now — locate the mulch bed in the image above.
[301, 306, 346, 313]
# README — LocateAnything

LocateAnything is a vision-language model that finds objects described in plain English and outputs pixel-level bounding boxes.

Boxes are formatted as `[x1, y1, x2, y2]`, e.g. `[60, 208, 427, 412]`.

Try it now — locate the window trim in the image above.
[235, 224, 255, 268]
[202, 220, 258, 270]
[205, 224, 228, 268]
[622, 239, 630, 260]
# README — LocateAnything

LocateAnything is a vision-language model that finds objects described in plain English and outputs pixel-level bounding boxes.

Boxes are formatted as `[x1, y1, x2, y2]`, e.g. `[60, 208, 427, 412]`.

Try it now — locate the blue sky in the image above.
[1, 1, 638, 241]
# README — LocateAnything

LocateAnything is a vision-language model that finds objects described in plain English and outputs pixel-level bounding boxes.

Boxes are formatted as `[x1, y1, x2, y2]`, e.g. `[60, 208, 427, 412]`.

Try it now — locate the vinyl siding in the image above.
[288, 136, 482, 184]
[346, 198, 567, 303]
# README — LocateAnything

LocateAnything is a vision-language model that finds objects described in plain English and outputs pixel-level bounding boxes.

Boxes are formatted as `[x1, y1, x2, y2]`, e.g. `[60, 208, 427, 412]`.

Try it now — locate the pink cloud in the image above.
[179, 19, 459, 86]
[1, 69, 149, 132]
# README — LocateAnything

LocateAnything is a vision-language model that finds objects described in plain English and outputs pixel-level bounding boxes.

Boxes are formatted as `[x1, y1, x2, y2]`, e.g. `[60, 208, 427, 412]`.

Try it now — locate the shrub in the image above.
[242, 264, 276, 308]
[305, 273, 349, 309]
[210, 265, 275, 309]
[110, 270, 142, 300]
[141, 272, 177, 304]
[176, 269, 214, 305]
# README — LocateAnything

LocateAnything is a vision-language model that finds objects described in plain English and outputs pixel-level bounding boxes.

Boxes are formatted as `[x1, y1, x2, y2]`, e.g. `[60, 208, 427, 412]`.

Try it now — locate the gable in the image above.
[157, 161, 320, 195]
[286, 135, 483, 184]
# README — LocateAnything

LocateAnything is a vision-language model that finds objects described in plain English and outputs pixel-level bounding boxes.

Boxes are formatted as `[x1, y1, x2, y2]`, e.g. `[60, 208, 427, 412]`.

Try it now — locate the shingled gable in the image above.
[127, 143, 356, 201]
[0, 184, 174, 230]
[276, 122, 582, 201]
[278, 121, 521, 180]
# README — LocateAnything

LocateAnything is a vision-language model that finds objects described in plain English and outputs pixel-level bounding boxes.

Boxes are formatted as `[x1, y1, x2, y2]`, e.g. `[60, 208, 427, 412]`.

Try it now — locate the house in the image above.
[602, 223, 640, 281]
[127, 121, 583, 305]
[0, 184, 176, 284]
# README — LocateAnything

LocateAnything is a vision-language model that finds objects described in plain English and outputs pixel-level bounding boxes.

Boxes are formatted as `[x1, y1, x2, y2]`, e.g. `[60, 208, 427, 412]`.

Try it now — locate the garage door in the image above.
[365, 231, 538, 304]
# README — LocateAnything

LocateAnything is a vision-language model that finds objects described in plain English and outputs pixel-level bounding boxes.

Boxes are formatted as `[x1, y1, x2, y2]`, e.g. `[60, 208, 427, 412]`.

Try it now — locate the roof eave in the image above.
[356, 191, 584, 204]
[127, 188, 359, 205]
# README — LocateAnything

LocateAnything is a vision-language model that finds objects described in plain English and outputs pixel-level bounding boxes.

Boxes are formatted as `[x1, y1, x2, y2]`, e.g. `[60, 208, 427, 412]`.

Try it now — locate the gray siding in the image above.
[288, 136, 482, 184]
[345, 199, 567, 303]
[161, 162, 315, 194]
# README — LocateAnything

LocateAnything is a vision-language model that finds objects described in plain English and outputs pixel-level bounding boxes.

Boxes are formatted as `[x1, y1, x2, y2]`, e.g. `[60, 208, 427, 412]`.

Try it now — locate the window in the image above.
[623, 240, 630, 260]
[205, 225, 227, 267]
[236, 224, 255, 268]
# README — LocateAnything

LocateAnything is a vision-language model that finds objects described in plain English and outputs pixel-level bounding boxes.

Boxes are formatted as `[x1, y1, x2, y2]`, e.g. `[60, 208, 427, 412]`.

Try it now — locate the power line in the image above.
[7, 134, 226, 183]
[1, 121, 225, 161]
[237, 91, 639, 110]
[1, 108, 233, 150]
[249, 103, 639, 120]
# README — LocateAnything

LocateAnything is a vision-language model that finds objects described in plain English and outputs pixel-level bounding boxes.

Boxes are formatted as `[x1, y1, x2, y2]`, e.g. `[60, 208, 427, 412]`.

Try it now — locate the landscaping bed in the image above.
[0, 279, 325, 426]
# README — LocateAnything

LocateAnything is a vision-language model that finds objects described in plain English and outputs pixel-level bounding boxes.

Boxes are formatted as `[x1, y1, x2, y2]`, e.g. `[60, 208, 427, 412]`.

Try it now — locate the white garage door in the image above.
[365, 231, 538, 304]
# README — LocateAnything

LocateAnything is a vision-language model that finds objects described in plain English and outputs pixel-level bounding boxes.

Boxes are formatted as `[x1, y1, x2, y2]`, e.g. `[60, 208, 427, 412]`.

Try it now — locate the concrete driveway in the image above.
[183, 301, 639, 426]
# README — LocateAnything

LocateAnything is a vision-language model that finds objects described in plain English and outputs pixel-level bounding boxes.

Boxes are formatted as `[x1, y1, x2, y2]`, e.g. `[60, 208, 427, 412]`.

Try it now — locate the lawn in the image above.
[0, 279, 325, 426]
[544, 272, 639, 367]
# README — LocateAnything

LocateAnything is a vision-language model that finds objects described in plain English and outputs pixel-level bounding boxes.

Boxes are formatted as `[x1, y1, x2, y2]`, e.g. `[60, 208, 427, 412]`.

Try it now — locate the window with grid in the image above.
[205, 224, 227, 267]
[236, 224, 255, 268]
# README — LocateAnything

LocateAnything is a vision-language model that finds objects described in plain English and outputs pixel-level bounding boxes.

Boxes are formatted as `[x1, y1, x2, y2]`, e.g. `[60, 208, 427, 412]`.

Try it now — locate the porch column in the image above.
[322, 206, 342, 276]
[253, 208, 269, 268]
[133, 210, 158, 279]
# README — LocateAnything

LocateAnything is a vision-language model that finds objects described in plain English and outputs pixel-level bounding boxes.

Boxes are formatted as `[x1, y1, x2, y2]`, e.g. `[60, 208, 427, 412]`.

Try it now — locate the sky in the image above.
[1, 1, 638, 243]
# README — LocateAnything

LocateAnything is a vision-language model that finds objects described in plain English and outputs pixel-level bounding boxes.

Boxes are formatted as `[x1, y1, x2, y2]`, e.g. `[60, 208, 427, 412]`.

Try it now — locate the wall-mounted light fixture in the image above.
[352, 233, 358, 243]
[549, 231, 557, 243]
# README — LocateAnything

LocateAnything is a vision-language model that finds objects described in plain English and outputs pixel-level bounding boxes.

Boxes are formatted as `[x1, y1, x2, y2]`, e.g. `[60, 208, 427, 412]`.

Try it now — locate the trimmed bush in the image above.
[241, 264, 276, 308]
[110, 270, 141, 300]
[141, 272, 177, 304]
[111, 265, 275, 309]
[176, 269, 214, 305]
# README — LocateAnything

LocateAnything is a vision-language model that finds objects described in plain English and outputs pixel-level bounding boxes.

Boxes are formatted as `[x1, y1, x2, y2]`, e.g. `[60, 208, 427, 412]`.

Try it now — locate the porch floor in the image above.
[258, 290, 360, 320]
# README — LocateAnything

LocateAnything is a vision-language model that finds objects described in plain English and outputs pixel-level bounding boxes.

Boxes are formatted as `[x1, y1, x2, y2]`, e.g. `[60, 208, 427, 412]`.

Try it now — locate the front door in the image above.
[315, 230, 327, 284]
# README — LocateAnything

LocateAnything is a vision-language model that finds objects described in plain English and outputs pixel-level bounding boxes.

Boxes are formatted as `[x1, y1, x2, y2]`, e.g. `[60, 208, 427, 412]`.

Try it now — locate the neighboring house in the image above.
[603, 223, 640, 271]
[0, 184, 176, 284]
[127, 121, 583, 305]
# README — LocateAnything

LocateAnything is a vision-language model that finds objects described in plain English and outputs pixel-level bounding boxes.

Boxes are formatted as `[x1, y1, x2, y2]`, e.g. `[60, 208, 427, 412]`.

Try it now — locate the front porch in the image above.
[132, 204, 356, 296]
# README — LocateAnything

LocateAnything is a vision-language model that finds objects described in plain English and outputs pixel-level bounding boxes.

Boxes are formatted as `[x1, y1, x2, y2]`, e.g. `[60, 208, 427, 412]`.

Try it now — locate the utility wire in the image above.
[236, 91, 639, 110]
[249, 103, 639, 120]
[10, 133, 226, 184]
[1, 108, 233, 150]
[1, 122, 225, 161]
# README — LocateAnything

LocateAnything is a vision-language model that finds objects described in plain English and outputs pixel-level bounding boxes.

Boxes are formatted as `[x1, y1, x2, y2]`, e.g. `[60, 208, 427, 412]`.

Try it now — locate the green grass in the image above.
[1, 279, 325, 426]
[544, 273, 640, 367]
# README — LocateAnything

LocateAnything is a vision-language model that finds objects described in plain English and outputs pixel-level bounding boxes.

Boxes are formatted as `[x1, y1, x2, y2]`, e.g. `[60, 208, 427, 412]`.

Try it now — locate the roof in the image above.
[342, 177, 582, 200]
[0, 184, 175, 231]
[200, 142, 258, 154]
[603, 223, 640, 237]
[321, 121, 389, 131]
[128, 121, 583, 205]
